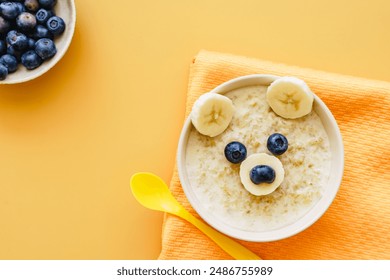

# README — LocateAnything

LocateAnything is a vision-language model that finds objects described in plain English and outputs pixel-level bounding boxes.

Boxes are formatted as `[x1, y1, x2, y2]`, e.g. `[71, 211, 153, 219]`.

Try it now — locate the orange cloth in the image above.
[158, 50, 390, 260]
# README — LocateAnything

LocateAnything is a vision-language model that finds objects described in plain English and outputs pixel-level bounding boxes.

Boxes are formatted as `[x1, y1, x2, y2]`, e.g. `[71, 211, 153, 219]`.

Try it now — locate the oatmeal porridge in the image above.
[185, 85, 331, 231]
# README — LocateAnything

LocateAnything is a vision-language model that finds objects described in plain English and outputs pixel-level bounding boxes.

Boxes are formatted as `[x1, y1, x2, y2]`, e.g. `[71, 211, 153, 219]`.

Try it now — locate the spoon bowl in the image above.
[130, 172, 183, 214]
[130, 172, 261, 260]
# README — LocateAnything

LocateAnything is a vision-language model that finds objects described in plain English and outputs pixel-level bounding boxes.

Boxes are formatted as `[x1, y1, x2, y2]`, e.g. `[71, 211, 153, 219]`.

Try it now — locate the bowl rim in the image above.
[0, 0, 77, 85]
[177, 74, 344, 242]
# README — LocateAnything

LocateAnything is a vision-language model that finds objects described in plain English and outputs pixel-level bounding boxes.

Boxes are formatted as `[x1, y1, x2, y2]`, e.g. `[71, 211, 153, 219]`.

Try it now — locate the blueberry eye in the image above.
[267, 133, 288, 155]
[250, 165, 275, 184]
[224, 141, 247, 164]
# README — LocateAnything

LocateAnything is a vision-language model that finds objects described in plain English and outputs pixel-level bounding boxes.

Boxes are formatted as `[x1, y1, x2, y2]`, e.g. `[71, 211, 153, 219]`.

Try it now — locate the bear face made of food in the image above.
[189, 77, 315, 196]
[184, 76, 331, 231]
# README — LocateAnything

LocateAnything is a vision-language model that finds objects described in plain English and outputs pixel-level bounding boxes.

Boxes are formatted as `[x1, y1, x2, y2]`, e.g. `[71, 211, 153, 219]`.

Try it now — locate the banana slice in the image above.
[239, 153, 284, 196]
[266, 77, 314, 119]
[190, 92, 234, 137]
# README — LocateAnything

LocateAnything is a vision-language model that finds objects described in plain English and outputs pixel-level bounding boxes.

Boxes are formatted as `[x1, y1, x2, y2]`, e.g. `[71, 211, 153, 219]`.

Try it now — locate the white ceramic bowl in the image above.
[0, 0, 76, 84]
[177, 74, 344, 242]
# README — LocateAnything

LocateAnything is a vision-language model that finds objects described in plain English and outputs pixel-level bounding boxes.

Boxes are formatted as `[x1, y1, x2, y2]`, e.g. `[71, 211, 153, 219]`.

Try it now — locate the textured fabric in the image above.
[158, 50, 390, 260]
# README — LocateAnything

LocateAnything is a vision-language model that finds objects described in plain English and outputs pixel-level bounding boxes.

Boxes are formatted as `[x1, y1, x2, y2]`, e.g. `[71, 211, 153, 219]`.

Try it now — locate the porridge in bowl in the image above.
[185, 83, 331, 232]
[180, 76, 335, 237]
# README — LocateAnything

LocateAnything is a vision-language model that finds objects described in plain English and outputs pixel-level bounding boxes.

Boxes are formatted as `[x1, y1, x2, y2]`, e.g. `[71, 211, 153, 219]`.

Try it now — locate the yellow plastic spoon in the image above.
[130, 172, 261, 260]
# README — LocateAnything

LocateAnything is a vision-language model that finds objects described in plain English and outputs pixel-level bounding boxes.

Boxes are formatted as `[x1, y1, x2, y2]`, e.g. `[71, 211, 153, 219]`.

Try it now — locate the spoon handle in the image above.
[177, 208, 261, 260]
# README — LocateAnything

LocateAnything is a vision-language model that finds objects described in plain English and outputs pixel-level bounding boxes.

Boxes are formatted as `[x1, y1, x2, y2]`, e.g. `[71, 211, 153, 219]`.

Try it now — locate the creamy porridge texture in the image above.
[185, 85, 331, 231]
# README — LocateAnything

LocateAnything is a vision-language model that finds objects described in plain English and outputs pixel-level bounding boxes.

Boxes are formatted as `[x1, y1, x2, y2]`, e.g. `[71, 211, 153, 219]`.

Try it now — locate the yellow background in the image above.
[0, 0, 389, 259]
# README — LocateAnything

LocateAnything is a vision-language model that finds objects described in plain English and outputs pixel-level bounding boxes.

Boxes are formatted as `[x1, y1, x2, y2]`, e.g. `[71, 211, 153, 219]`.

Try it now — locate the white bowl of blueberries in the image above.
[0, 0, 76, 84]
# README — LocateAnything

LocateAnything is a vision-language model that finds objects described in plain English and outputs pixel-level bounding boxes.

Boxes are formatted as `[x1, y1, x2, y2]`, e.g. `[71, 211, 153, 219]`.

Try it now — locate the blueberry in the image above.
[21, 50, 42, 69]
[250, 165, 275, 184]
[6, 30, 29, 51]
[46, 15, 65, 36]
[31, 24, 52, 39]
[24, 0, 40, 12]
[224, 141, 247, 164]
[0, 62, 8, 80]
[0, 2, 20, 20]
[35, 37, 55, 60]
[0, 15, 10, 35]
[15, 2, 25, 14]
[35, 8, 53, 24]
[0, 53, 18, 72]
[27, 37, 35, 49]
[0, 39, 6, 55]
[16, 12, 37, 32]
[7, 45, 22, 61]
[38, 0, 56, 9]
[6, 45, 22, 61]
[5, 29, 16, 41]
[267, 133, 288, 156]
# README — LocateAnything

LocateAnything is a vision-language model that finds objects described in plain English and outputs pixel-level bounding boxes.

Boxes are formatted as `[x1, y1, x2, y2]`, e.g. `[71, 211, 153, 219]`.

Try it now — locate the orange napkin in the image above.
[158, 50, 390, 260]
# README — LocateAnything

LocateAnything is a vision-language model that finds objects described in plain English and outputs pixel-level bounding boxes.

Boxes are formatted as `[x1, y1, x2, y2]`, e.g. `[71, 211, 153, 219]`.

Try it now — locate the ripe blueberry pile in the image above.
[0, 0, 65, 80]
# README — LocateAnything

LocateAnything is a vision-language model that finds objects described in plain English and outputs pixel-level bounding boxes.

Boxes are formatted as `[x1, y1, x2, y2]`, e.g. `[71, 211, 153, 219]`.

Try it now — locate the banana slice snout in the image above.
[266, 77, 314, 119]
[190, 92, 234, 137]
[239, 153, 284, 196]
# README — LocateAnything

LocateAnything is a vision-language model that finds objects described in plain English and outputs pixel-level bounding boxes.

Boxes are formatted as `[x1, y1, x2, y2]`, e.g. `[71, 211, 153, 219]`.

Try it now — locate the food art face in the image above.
[190, 77, 315, 197]
[184, 75, 333, 234]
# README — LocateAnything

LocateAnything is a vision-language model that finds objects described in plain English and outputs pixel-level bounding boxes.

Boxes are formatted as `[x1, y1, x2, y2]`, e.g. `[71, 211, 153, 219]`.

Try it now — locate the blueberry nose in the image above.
[250, 165, 275, 184]
[239, 153, 285, 196]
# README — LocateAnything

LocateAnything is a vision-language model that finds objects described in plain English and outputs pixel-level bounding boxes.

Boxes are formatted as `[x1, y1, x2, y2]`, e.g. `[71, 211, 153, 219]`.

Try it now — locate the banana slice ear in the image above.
[266, 77, 314, 119]
[191, 92, 235, 137]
